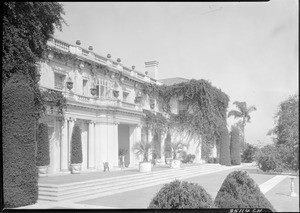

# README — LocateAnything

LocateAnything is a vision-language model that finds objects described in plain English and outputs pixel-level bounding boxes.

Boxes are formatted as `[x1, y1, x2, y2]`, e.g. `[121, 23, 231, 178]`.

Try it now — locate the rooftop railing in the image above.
[47, 37, 162, 85]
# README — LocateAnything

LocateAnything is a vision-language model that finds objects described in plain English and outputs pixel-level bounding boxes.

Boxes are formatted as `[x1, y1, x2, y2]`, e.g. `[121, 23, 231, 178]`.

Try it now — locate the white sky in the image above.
[54, 1, 298, 146]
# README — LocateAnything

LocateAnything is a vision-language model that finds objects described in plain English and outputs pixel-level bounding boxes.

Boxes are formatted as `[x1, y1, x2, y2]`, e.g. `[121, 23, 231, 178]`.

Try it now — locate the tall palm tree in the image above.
[228, 101, 257, 150]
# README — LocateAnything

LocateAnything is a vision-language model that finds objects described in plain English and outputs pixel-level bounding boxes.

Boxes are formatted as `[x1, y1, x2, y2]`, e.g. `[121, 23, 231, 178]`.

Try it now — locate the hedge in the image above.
[152, 132, 161, 159]
[3, 73, 38, 207]
[218, 126, 231, 166]
[164, 133, 172, 159]
[230, 126, 241, 165]
[148, 180, 214, 208]
[36, 123, 50, 167]
[214, 170, 275, 211]
[242, 143, 258, 163]
[70, 125, 82, 164]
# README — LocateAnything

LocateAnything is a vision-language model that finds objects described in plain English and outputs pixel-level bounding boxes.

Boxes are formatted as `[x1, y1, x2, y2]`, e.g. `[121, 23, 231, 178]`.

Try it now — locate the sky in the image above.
[54, 1, 298, 147]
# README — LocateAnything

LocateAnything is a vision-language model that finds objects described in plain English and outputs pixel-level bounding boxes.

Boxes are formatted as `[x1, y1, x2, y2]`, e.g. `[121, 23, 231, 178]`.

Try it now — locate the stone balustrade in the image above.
[47, 37, 162, 85]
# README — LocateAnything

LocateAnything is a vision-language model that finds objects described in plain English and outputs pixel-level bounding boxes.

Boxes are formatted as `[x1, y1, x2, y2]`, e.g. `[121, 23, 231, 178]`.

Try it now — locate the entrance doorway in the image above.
[118, 124, 130, 167]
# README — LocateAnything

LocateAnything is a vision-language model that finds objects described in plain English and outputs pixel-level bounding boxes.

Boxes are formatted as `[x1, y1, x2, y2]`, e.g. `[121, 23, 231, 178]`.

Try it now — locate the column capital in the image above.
[68, 117, 76, 122]
[88, 120, 95, 125]
[113, 121, 120, 125]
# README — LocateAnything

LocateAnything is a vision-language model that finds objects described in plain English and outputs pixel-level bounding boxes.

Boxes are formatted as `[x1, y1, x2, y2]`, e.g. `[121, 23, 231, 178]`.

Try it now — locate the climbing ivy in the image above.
[41, 88, 67, 116]
[142, 79, 229, 146]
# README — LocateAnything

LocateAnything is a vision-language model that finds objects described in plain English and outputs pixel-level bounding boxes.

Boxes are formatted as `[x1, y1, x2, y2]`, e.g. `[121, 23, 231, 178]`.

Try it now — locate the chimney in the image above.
[144, 61, 159, 79]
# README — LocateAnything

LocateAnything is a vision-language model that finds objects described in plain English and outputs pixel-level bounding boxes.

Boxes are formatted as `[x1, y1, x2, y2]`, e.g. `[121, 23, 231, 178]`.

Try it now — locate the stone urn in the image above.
[66, 78, 73, 90]
[90, 88, 97, 96]
[170, 159, 181, 169]
[70, 163, 82, 174]
[113, 90, 119, 98]
[139, 162, 152, 172]
[37, 166, 48, 177]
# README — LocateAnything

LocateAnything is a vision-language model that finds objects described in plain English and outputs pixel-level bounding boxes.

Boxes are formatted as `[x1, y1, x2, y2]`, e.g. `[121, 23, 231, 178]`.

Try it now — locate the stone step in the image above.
[38, 164, 237, 202]
[38, 166, 218, 197]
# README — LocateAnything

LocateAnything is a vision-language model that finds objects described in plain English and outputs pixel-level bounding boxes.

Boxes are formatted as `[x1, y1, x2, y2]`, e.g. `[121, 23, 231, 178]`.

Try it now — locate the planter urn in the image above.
[139, 162, 152, 172]
[71, 163, 82, 174]
[37, 166, 48, 177]
[170, 159, 181, 168]
[90, 88, 97, 96]
[113, 90, 119, 98]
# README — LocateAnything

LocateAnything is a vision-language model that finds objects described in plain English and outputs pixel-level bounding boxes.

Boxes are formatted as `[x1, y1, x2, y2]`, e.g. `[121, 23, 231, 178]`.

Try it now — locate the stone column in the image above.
[94, 123, 101, 170]
[88, 121, 95, 169]
[60, 117, 68, 172]
[68, 117, 76, 167]
[113, 123, 119, 168]
[133, 125, 142, 165]
[148, 129, 153, 161]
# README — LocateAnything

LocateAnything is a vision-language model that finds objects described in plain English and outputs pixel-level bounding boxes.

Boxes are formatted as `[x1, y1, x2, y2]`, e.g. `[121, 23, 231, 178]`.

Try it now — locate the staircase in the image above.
[38, 164, 246, 203]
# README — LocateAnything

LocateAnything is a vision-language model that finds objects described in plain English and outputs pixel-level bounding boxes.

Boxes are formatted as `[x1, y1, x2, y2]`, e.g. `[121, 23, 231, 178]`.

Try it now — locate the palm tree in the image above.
[171, 141, 187, 159]
[228, 101, 257, 150]
[133, 140, 152, 162]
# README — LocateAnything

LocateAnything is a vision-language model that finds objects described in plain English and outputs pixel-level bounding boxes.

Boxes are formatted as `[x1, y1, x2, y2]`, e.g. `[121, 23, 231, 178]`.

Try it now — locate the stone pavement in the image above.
[15, 163, 299, 212]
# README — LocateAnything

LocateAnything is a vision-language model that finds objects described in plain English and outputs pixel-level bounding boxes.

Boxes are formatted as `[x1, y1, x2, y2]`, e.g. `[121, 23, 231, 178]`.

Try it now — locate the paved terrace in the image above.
[17, 163, 299, 212]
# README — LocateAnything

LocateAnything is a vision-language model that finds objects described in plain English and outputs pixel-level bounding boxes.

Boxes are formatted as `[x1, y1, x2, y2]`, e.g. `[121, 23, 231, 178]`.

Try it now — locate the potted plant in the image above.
[36, 123, 50, 177]
[70, 125, 83, 174]
[119, 148, 128, 169]
[133, 140, 153, 172]
[170, 141, 187, 168]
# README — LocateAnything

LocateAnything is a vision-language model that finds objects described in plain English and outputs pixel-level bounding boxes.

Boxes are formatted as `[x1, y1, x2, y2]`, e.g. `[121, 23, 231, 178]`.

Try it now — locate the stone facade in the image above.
[38, 37, 217, 175]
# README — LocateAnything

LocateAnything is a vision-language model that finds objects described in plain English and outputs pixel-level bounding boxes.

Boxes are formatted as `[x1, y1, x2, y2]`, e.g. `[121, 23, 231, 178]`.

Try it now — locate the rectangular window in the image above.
[99, 78, 112, 98]
[82, 79, 88, 95]
[54, 73, 65, 90]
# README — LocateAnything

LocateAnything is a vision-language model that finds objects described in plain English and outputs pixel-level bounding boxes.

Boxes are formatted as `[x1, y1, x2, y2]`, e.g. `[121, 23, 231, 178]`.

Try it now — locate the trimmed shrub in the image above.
[218, 126, 231, 166]
[70, 125, 82, 164]
[152, 132, 161, 159]
[164, 133, 172, 159]
[148, 180, 214, 208]
[214, 170, 275, 211]
[255, 144, 282, 172]
[230, 126, 241, 165]
[182, 154, 196, 164]
[3, 73, 38, 207]
[242, 143, 258, 163]
[36, 123, 50, 167]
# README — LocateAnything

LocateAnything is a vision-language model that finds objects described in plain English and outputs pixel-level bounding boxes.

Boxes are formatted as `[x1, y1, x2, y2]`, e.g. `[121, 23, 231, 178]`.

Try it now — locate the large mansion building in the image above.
[38, 37, 217, 175]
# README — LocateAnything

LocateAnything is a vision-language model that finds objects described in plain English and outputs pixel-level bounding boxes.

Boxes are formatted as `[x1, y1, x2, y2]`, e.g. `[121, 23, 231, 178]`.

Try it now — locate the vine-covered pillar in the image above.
[60, 117, 69, 172]
[68, 117, 76, 169]
[160, 132, 166, 163]
[148, 129, 153, 161]
[88, 121, 95, 169]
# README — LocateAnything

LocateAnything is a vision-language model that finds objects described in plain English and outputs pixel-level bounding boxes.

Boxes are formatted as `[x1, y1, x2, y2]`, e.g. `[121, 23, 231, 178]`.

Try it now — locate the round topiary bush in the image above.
[255, 144, 281, 172]
[71, 125, 82, 164]
[230, 126, 241, 165]
[258, 155, 278, 172]
[218, 126, 231, 166]
[148, 180, 214, 209]
[36, 123, 50, 167]
[214, 170, 276, 211]
[3, 73, 38, 207]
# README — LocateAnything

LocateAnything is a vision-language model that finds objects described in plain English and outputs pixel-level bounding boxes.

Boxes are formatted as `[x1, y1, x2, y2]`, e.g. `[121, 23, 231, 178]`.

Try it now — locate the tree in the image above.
[230, 126, 241, 165]
[3, 2, 65, 118]
[3, 73, 38, 207]
[228, 101, 257, 150]
[268, 94, 299, 172]
[218, 126, 231, 166]
[36, 123, 50, 167]
[70, 125, 83, 164]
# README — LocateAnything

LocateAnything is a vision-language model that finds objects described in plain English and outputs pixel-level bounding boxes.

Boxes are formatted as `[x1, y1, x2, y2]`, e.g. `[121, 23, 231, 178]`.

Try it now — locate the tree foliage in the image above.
[218, 126, 231, 166]
[267, 94, 299, 172]
[228, 101, 257, 150]
[214, 171, 275, 211]
[230, 126, 241, 165]
[36, 123, 50, 167]
[3, 73, 38, 207]
[149, 180, 214, 209]
[3, 2, 65, 119]
[70, 125, 83, 164]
